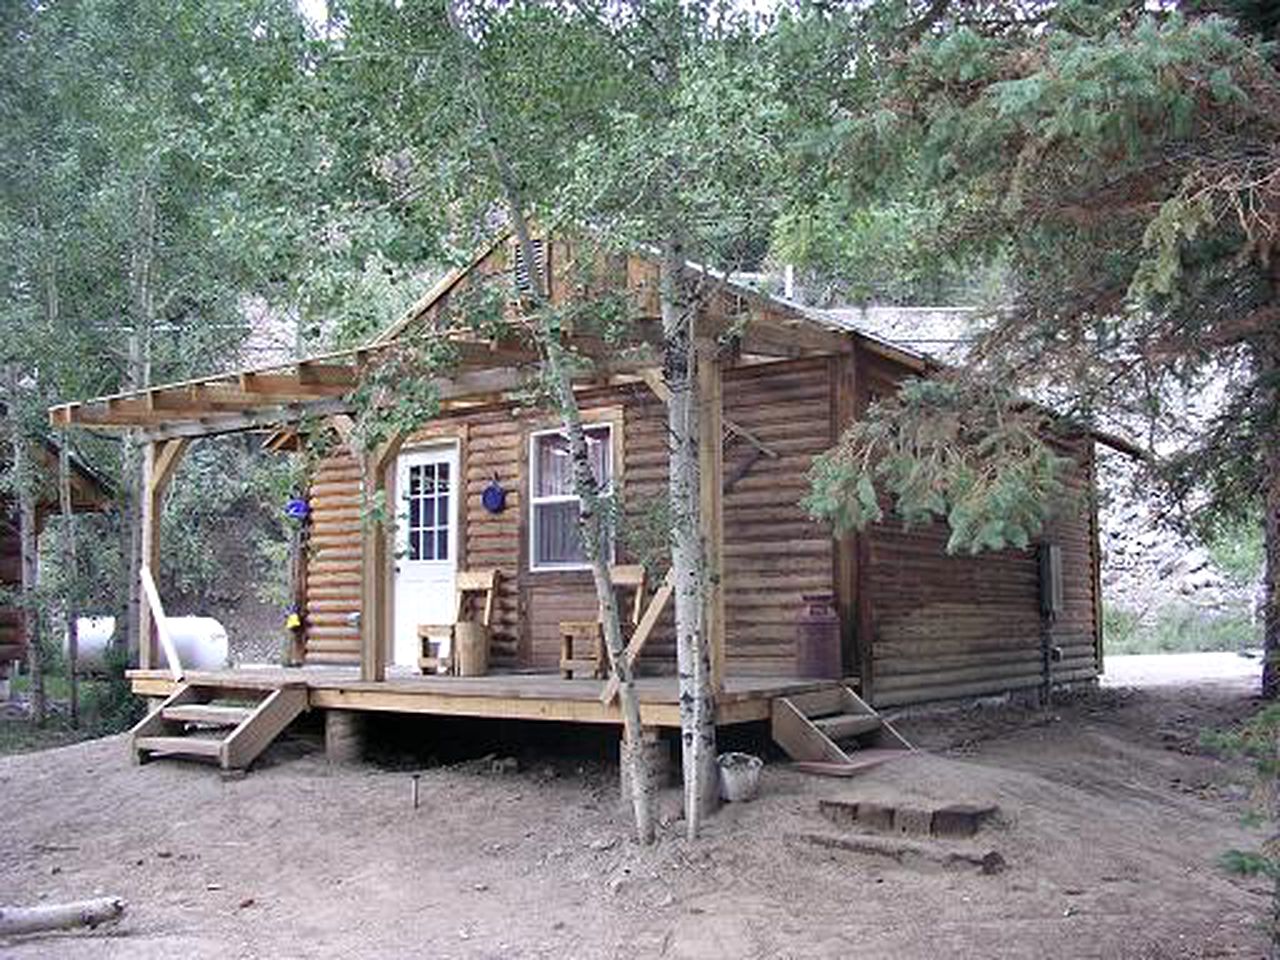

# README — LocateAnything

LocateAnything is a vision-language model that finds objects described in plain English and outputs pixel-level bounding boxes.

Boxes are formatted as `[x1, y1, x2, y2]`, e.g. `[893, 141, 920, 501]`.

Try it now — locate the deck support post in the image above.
[360, 436, 403, 683]
[696, 339, 726, 696]
[138, 438, 188, 670]
[324, 709, 366, 764]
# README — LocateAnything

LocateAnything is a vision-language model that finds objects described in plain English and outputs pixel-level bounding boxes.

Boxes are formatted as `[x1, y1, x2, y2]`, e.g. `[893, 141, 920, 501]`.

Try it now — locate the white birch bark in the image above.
[660, 237, 717, 837]
[444, 0, 655, 843]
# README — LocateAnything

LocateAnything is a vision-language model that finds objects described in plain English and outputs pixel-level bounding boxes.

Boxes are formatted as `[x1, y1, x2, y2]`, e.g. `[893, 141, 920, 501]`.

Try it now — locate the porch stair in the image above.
[771, 685, 912, 777]
[130, 681, 308, 771]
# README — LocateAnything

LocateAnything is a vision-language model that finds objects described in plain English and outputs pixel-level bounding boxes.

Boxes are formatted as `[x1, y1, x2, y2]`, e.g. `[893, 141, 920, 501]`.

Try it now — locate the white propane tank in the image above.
[64, 617, 116, 672]
[164, 617, 230, 671]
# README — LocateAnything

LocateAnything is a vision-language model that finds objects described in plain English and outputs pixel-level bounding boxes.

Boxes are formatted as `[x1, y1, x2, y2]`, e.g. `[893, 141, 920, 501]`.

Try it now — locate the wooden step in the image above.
[162, 704, 254, 727]
[813, 713, 882, 741]
[135, 735, 224, 759]
[791, 748, 911, 778]
[786, 687, 848, 719]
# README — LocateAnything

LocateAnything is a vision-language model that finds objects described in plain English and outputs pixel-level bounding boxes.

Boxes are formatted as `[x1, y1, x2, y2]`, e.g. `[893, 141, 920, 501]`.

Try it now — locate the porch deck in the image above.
[127, 667, 847, 728]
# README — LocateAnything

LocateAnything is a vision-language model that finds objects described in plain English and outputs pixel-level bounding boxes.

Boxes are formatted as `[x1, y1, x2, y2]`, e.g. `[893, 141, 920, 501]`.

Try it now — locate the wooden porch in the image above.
[127, 666, 846, 729]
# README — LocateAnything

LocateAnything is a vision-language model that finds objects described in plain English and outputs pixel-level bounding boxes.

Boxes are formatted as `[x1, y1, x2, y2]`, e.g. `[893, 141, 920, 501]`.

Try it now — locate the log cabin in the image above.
[48, 231, 1114, 773]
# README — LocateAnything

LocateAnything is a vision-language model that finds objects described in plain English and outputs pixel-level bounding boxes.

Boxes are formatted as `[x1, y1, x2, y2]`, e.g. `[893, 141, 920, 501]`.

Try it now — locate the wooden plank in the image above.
[139, 564, 182, 681]
[135, 735, 223, 759]
[637, 367, 778, 459]
[127, 682, 202, 761]
[831, 354, 857, 679]
[599, 569, 675, 704]
[358, 434, 403, 682]
[126, 669, 827, 727]
[221, 685, 309, 770]
[770, 697, 850, 764]
[162, 704, 253, 726]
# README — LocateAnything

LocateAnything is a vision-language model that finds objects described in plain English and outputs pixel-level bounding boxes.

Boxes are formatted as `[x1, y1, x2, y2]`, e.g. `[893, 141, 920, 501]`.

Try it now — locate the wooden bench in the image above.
[559, 565, 645, 679]
[419, 569, 500, 675]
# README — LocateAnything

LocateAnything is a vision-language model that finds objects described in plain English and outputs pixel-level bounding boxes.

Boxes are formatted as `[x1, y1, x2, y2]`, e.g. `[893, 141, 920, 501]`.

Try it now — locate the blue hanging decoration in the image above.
[284, 496, 310, 521]
[481, 475, 506, 514]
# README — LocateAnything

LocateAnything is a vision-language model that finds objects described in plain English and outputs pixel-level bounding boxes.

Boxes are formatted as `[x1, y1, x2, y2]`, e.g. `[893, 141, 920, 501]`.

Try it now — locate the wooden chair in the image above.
[418, 569, 500, 675]
[559, 565, 646, 679]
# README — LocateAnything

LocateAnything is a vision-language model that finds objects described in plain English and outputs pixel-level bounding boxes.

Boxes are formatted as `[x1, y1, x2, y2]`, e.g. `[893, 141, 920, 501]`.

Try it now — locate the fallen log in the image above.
[787, 831, 1007, 874]
[0, 897, 126, 936]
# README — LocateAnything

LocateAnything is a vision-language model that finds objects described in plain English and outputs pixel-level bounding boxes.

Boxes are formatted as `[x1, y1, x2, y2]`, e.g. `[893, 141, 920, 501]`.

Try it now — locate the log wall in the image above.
[0, 520, 23, 663]
[854, 352, 1101, 707]
[301, 345, 1101, 704]
[301, 357, 836, 676]
[302, 452, 363, 664]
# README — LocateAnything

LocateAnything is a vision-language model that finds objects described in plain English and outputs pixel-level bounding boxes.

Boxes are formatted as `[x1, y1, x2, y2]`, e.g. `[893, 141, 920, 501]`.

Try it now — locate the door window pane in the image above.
[404, 458, 451, 563]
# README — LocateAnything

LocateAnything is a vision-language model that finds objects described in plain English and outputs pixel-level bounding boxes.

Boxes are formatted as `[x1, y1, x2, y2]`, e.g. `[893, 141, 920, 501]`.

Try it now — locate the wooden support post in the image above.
[359, 437, 402, 683]
[696, 340, 726, 695]
[138, 438, 188, 670]
[832, 354, 858, 681]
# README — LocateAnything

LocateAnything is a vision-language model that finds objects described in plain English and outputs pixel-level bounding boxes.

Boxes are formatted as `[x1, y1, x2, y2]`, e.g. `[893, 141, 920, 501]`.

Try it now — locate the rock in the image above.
[854, 801, 895, 832]
[588, 837, 619, 852]
[931, 803, 1000, 839]
[490, 756, 519, 775]
[893, 807, 933, 837]
[978, 851, 1007, 875]
[816, 799, 859, 827]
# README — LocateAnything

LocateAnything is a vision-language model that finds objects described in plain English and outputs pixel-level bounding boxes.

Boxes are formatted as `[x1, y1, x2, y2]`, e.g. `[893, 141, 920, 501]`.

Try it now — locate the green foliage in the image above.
[159, 437, 294, 614]
[1207, 514, 1266, 588]
[804, 378, 1072, 553]
[1103, 603, 1260, 655]
[777, 1, 1280, 547]
[1203, 701, 1280, 929]
[349, 330, 459, 453]
[619, 494, 674, 581]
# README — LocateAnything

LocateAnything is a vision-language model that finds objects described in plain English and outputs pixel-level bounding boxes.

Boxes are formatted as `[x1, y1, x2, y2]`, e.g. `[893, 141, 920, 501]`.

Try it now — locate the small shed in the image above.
[1, 432, 112, 671]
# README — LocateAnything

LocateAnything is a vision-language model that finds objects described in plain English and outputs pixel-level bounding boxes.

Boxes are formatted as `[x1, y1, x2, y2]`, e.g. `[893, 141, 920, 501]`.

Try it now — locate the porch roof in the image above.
[46, 235, 885, 441]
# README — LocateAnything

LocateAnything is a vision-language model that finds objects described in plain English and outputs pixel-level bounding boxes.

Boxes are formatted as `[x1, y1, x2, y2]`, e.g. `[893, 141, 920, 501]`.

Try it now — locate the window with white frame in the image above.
[529, 424, 613, 570]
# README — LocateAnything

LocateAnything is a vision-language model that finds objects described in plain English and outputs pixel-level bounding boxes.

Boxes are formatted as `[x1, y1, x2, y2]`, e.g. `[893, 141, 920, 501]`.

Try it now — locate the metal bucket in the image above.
[717, 752, 763, 802]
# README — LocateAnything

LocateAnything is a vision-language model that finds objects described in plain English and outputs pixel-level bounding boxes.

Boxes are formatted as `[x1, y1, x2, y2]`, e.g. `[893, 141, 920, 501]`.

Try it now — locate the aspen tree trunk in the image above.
[660, 236, 717, 837]
[6, 385, 43, 725]
[58, 439, 79, 727]
[444, 0, 654, 842]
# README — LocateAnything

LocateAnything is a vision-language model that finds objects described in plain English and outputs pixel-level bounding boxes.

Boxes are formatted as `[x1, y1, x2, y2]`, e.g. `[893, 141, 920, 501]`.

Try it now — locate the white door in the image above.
[393, 444, 459, 668]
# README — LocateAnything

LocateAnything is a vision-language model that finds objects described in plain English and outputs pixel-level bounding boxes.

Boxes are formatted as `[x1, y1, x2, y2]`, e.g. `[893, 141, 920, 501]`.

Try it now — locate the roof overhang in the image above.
[48, 233, 862, 441]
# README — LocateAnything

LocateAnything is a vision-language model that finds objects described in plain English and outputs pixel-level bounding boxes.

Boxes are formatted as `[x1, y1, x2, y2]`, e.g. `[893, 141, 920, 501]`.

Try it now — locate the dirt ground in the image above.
[0, 665, 1271, 959]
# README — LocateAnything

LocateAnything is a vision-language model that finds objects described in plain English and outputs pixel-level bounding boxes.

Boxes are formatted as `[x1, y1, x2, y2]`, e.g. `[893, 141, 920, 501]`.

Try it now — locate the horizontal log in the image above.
[0, 897, 126, 936]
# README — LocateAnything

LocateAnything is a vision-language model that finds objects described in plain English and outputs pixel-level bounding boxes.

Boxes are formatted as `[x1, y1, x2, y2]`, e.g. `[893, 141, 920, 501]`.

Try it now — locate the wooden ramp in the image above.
[129, 681, 308, 771]
[771, 685, 912, 777]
